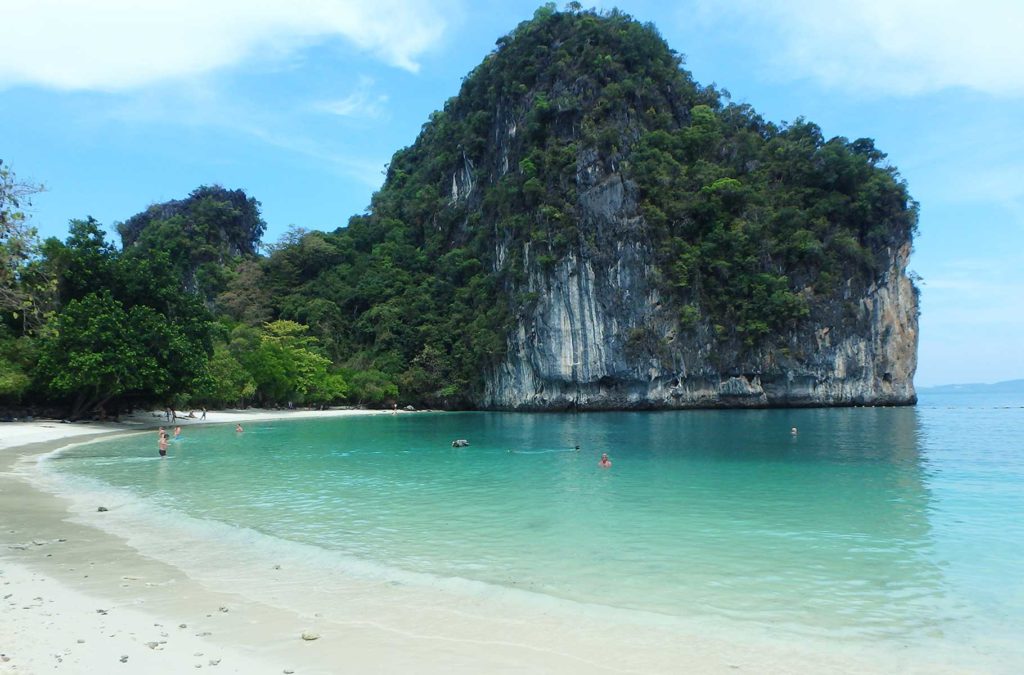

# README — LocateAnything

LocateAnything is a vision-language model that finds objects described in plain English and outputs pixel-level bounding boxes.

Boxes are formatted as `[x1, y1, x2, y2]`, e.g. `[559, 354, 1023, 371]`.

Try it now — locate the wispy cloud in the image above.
[104, 80, 387, 189]
[692, 0, 1024, 97]
[313, 77, 390, 119]
[0, 0, 450, 91]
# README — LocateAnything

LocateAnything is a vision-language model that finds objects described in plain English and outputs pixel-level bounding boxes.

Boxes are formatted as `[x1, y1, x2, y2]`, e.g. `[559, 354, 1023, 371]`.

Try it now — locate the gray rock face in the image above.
[479, 161, 918, 410]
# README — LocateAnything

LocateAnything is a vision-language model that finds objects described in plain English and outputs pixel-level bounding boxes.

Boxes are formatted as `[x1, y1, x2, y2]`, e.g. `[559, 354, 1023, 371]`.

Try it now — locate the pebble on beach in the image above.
[301, 631, 320, 641]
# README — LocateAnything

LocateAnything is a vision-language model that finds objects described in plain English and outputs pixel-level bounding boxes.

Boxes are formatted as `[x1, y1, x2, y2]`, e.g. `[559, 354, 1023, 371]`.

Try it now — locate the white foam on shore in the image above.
[28, 440, 713, 635]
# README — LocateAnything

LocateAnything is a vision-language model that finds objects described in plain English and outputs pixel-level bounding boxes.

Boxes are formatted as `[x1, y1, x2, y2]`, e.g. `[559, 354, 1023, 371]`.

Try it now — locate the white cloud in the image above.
[695, 0, 1024, 96]
[0, 0, 449, 91]
[313, 77, 389, 119]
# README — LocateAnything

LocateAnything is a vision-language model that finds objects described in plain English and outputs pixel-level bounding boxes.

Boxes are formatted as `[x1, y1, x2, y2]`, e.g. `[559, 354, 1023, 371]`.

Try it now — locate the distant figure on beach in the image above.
[158, 433, 168, 457]
[236, 424, 243, 433]
[164, 407, 171, 422]
[201, 407, 207, 421]
[791, 427, 798, 435]
[599, 453, 612, 468]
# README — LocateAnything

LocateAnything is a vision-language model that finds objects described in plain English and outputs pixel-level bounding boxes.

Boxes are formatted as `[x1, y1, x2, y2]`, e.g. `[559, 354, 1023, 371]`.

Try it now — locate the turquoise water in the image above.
[44, 393, 1024, 664]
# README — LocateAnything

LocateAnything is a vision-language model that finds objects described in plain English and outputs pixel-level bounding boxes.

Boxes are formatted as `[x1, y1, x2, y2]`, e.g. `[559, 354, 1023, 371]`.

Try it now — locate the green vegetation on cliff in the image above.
[0, 4, 917, 416]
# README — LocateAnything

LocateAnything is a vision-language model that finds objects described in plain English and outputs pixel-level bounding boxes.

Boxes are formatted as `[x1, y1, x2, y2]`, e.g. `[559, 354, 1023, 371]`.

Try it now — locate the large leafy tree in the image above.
[33, 221, 215, 417]
[35, 291, 208, 418]
[241, 320, 347, 406]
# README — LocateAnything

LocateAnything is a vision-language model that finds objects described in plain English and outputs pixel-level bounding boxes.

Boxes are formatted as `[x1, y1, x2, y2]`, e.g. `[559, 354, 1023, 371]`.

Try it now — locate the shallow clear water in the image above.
[44, 392, 1024, 662]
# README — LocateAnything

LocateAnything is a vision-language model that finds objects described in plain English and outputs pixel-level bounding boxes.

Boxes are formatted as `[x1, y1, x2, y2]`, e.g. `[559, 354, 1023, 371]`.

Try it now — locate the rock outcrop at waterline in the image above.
[466, 11, 919, 409]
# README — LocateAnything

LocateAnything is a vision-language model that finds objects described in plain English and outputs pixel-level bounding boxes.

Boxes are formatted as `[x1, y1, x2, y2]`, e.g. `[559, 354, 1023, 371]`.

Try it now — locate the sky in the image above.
[2, 0, 1022, 387]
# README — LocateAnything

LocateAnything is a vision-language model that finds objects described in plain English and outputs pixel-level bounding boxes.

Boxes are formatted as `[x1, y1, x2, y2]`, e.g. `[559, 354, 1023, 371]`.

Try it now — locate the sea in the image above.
[38, 389, 1024, 672]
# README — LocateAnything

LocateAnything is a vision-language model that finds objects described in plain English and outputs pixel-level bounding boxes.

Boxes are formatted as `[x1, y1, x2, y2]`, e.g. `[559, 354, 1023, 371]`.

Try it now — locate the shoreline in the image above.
[1, 410, 982, 674]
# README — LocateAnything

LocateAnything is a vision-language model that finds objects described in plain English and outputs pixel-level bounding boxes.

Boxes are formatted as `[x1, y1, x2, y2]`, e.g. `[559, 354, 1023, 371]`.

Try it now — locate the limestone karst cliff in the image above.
[264, 6, 919, 409]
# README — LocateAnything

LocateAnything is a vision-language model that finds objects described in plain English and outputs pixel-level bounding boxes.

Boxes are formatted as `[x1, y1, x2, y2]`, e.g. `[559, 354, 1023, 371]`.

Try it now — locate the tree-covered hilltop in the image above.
[0, 4, 919, 417]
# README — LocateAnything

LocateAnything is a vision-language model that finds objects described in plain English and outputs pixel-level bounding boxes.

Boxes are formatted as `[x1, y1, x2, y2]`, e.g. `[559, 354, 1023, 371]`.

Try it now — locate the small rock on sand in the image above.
[209, 658, 221, 666]
[98, 507, 109, 512]
[119, 655, 128, 663]
[179, 623, 187, 628]
[301, 631, 320, 641]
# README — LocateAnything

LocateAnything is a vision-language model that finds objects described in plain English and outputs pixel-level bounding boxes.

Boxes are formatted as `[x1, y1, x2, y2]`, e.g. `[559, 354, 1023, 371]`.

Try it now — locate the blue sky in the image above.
[2, 0, 1021, 387]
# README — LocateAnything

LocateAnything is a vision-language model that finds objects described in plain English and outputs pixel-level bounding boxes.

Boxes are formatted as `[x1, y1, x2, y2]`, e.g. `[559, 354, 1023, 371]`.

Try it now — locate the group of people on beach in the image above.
[163, 407, 207, 422]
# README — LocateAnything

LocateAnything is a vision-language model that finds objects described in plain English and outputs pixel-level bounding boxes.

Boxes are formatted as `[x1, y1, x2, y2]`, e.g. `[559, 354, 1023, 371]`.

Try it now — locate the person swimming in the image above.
[599, 452, 612, 468]
[235, 424, 243, 433]
[791, 426, 798, 435]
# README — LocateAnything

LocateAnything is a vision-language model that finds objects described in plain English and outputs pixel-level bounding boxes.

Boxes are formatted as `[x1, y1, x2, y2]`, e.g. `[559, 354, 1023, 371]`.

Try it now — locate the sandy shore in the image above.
[1, 409, 978, 674]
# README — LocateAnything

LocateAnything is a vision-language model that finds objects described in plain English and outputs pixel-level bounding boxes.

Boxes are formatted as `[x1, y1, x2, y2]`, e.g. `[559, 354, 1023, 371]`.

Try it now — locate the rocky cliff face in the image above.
[477, 117, 918, 410]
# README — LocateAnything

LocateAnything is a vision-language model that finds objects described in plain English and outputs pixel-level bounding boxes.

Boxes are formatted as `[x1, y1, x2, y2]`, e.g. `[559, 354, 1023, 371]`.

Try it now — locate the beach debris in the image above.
[120, 655, 129, 663]
[97, 506, 109, 512]
[301, 631, 320, 641]
[146, 641, 160, 650]
[218, 606, 229, 613]
[96, 608, 108, 615]
[273, 564, 281, 570]
[284, 670, 295, 674]
[451, 439, 470, 447]
[77, 639, 85, 644]
[179, 623, 188, 628]
[209, 658, 221, 666]
[196, 631, 212, 637]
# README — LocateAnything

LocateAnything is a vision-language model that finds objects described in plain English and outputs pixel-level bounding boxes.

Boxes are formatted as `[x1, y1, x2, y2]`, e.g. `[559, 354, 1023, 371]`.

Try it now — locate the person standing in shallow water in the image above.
[158, 433, 168, 457]
[599, 453, 612, 468]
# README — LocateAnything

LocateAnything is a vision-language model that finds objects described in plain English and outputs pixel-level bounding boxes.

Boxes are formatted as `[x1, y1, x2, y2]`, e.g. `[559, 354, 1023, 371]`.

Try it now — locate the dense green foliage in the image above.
[0, 5, 918, 416]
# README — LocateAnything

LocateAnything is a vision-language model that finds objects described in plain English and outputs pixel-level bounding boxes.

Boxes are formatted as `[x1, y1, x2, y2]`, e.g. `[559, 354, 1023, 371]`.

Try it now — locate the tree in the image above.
[243, 320, 346, 406]
[35, 291, 208, 418]
[1, 160, 50, 329]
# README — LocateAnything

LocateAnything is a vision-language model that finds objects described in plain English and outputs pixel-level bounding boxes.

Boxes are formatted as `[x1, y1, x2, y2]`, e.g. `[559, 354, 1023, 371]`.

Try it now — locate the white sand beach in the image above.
[1, 409, 974, 674]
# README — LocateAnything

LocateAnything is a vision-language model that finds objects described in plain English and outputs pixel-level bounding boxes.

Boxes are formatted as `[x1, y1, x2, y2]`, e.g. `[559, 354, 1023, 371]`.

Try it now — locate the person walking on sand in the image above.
[201, 407, 207, 421]
[599, 452, 612, 468]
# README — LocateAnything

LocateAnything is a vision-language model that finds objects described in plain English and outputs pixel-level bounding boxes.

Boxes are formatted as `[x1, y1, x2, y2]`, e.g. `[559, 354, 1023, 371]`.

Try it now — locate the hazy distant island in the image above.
[1, 5, 918, 418]
[919, 379, 1024, 394]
